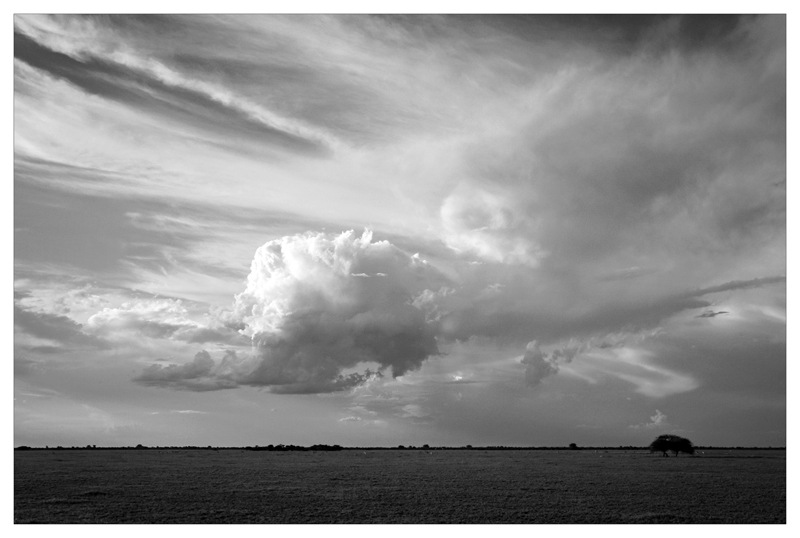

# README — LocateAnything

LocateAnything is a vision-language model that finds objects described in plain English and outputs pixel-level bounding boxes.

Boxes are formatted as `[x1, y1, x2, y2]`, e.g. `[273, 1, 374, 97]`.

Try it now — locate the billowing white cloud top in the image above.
[137, 230, 448, 393]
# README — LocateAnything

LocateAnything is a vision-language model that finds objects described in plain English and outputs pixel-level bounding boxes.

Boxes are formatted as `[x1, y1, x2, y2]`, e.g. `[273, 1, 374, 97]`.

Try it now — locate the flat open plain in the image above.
[15, 449, 785, 524]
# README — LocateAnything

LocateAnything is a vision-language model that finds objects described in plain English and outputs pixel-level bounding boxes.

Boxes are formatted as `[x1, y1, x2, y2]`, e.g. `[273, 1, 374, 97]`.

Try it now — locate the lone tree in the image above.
[649, 434, 695, 457]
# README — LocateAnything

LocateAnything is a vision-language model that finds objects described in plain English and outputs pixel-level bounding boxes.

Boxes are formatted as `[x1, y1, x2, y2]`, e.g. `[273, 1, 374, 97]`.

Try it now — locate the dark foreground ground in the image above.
[15, 449, 785, 523]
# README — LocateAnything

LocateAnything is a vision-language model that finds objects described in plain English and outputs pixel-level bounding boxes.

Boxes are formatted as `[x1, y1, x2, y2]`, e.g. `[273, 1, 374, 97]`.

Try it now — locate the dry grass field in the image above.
[15, 448, 785, 524]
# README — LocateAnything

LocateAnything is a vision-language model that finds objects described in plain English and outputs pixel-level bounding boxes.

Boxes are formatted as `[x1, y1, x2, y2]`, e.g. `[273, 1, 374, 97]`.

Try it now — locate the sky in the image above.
[12, 13, 786, 448]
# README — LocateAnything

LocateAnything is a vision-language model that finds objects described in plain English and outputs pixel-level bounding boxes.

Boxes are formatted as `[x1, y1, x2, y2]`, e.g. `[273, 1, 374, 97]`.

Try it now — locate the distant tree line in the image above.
[247, 444, 343, 451]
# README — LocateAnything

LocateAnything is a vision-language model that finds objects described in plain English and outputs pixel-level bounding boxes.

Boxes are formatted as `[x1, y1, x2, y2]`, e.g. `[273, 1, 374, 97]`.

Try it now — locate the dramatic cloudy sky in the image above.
[13, 14, 786, 447]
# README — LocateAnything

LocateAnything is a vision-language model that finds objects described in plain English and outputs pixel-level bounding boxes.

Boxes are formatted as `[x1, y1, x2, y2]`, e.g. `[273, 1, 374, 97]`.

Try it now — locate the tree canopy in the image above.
[649, 434, 695, 457]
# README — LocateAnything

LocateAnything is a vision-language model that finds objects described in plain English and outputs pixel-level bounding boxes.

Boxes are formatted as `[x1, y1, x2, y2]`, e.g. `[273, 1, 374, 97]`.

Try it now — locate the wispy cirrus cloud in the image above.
[14, 16, 339, 154]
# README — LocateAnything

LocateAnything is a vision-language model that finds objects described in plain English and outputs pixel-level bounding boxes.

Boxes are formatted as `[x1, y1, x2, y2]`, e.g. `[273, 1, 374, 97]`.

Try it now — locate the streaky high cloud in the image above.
[14, 15, 339, 154]
[516, 328, 700, 398]
[86, 299, 245, 345]
[688, 276, 786, 297]
[426, 267, 785, 349]
[593, 347, 700, 398]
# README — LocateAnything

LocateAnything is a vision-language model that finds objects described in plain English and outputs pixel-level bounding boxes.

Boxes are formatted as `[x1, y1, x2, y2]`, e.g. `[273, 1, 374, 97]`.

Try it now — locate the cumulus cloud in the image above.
[125, 222, 783, 399]
[411, 286, 454, 323]
[629, 409, 669, 430]
[132, 249, 781, 396]
[134, 351, 238, 391]
[440, 184, 545, 266]
[14, 304, 110, 350]
[231, 230, 447, 391]
[136, 230, 447, 393]
[520, 341, 559, 387]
